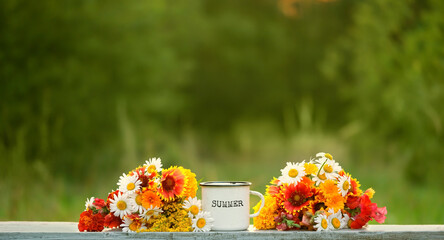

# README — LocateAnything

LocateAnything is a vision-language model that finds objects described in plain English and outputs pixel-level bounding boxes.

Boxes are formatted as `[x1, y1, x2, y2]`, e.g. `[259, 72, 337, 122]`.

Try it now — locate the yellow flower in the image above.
[139, 200, 192, 232]
[364, 188, 375, 199]
[304, 162, 318, 175]
[181, 167, 198, 199]
[253, 195, 279, 230]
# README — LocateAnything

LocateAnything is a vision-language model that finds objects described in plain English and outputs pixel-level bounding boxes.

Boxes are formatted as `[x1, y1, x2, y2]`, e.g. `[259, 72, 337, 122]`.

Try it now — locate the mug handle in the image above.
[249, 191, 265, 218]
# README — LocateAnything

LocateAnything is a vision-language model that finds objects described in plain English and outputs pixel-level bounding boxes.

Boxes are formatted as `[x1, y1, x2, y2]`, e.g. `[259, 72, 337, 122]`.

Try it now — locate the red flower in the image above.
[346, 195, 361, 210]
[93, 198, 106, 209]
[158, 167, 186, 200]
[350, 194, 386, 229]
[131, 166, 155, 188]
[282, 178, 314, 214]
[78, 209, 105, 232]
[104, 213, 122, 229]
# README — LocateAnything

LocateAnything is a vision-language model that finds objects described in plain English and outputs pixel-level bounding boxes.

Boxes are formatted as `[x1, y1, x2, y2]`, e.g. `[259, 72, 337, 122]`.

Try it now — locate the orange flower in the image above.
[266, 184, 280, 196]
[159, 166, 187, 201]
[319, 180, 339, 199]
[181, 167, 197, 199]
[318, 179, 345, 211]
[325, 194, 345, 212]
[78, 209, 105, 232]
[349, 177, 362, 196]
[141, 189, 162, 209]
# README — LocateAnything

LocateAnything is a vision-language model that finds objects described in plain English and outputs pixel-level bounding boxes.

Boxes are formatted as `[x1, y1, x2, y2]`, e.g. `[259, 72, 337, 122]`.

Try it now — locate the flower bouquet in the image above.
[253, 152, 387, 231]
[78, 158, 214, 232]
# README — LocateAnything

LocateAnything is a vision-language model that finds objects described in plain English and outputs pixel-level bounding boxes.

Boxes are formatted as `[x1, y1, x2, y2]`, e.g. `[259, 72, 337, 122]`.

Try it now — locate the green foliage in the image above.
[0, 0, 443, 223]
[322, 0, 444, 186]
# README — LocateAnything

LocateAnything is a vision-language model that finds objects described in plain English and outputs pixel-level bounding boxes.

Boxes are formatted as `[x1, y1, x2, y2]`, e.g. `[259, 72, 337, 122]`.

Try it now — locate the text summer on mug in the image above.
[212, 200, 244, 208]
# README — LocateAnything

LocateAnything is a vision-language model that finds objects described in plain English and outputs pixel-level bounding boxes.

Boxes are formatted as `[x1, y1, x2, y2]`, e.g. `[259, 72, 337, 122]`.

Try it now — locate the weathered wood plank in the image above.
[1, 222, 443, 240]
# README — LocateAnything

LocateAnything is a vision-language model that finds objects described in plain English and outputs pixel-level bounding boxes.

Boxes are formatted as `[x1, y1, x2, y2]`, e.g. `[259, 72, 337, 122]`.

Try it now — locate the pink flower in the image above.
[372, 206, 387, 223]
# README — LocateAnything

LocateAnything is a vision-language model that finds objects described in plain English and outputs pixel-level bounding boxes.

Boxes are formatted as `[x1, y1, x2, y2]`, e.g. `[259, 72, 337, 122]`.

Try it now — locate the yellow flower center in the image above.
[332, 218, 341, 229]
[323, 164, 333, 173]
[117, 200, 127, 210]
[189, 205, 199, 216]
[293, 194, 301, 202]
[325, 153, 333, 160]
[146, 210, 155, 215]
[135, 195, 142, 205]
[318, 173, 327, 180]
[129, 221, 139, 231]
[288, 169, 299, 178]
[343, 181, 350, 191]
[321, 218, 328, 229]
[127, 183, 136, 191]
[148, 165, 156, 173]
[197, 218, 206, 228]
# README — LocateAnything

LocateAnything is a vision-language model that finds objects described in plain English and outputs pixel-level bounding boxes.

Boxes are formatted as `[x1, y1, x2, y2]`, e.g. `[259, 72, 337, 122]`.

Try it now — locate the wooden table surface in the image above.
[1, 222, 443, 239]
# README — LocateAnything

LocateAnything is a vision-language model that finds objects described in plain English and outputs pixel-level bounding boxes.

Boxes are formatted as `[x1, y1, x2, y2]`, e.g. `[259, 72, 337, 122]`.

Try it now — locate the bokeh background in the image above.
[1, 0, 443, 224]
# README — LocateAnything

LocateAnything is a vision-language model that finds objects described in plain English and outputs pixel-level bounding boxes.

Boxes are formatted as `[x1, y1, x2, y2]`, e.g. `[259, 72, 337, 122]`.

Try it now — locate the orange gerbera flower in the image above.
[181, 167, 197, 198]
[159, 166, 187, 201]
[141, 189, 162, 209]
[281, 178, 314, 214]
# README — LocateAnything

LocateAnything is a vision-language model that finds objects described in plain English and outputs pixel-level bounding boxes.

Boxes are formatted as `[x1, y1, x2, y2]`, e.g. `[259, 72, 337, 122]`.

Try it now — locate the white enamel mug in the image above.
[200, 181, 265, 231]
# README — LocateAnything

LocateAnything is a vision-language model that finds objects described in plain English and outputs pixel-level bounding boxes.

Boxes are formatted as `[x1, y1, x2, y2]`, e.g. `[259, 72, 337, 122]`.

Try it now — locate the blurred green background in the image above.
[1, 0, 443, 224]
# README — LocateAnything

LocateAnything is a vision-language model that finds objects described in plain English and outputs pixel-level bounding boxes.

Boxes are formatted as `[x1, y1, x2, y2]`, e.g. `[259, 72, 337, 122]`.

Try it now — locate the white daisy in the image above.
[316, 152, 333, 160]
[192, 211, 214, 232]
[128, 192, 146, 213]
[341, 213, 350, 229]
[109, 192, 133, 218]
[278, 162, 306, 185]
[140, 206, 163, 221]
[337, 175, 351, 197]
[117, 173, 142, 194]
[314, 213, 330, 231]
[121, 217, 146, 233]
[328, 209, 343, 230]
[84, 197, 95, 210]
[145, 157, 163, 174]
[312, 170, 328, 186]
[314, 153, 342, 181]
[183, 197, 202, 218]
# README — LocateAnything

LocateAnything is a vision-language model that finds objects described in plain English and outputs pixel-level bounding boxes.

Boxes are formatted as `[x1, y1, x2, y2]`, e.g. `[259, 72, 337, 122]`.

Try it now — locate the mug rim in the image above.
[200, 181, 251, 187]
